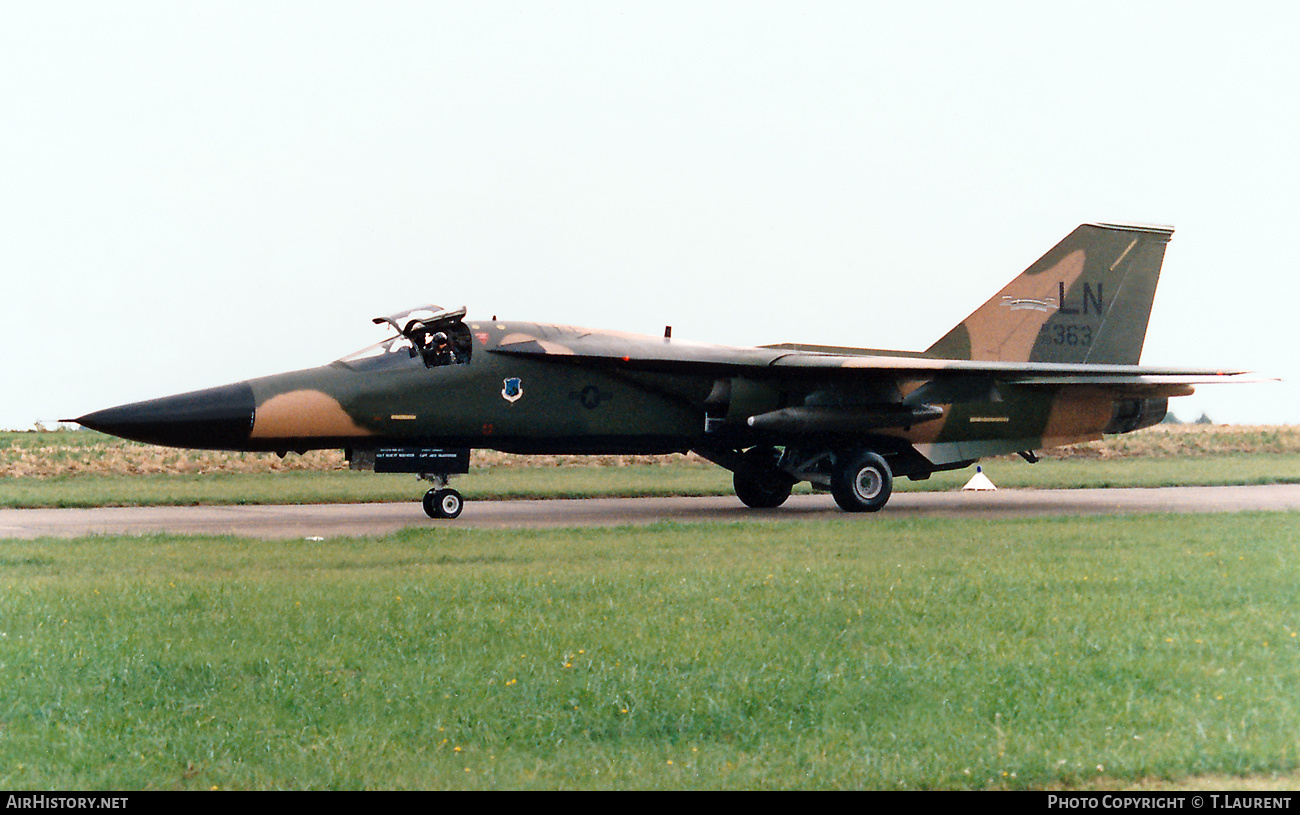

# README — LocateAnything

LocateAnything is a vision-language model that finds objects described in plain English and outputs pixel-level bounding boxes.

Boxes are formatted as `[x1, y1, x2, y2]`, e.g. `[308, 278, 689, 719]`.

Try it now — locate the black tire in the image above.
[733, 446, 795, 509]
[423, 488, 464, 519]
[830, 451, 892, 513]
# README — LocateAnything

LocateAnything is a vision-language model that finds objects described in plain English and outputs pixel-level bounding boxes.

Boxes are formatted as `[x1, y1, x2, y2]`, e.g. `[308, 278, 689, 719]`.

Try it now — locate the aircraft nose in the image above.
[73, 381, 256, 450]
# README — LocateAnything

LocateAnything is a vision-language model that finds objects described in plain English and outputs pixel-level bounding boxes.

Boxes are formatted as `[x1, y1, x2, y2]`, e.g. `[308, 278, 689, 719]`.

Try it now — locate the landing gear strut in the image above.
[420, 473, 464, 519]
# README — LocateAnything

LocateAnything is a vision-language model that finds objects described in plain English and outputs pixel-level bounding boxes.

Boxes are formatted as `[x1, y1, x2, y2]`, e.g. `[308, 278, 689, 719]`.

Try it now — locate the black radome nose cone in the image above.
[75, 381, 256, 450]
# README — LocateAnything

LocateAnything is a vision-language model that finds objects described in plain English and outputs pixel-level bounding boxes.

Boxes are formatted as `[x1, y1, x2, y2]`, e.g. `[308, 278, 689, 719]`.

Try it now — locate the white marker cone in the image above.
[962, 466, 997, 491]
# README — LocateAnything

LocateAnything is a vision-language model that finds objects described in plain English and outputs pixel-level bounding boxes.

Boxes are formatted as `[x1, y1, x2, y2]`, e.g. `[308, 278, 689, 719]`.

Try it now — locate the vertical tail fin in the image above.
[925, 223, 1174, 365]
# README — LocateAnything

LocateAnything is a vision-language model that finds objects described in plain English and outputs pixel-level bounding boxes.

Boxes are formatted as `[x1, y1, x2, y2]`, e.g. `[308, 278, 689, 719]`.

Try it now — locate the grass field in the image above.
[4, 425, 1299, 789]
[3, 514, 1299, 790]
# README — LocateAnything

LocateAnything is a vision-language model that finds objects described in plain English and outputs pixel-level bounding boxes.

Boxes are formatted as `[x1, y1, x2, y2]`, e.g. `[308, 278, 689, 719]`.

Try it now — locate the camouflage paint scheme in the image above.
[75, 223, 1250, 515]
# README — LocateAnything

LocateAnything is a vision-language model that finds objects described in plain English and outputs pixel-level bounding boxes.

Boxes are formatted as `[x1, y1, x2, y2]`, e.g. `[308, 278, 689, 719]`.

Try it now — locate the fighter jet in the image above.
[73, 223, 1250, 518]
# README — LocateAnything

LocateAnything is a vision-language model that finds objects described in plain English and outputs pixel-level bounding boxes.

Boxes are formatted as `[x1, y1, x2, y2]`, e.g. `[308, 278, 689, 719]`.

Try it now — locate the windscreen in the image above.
[335, 333, 419, 371]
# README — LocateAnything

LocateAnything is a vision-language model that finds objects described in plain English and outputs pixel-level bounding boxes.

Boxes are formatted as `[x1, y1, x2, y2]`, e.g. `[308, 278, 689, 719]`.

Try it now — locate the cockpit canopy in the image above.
[371, 305, 465, 334]
[337, 304, 473, 371]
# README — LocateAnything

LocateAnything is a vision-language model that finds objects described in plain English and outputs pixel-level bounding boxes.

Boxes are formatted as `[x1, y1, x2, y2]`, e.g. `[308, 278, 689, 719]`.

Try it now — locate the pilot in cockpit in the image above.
[408, 326, 457, 367]
[430, 331, 457, 366]
[336, 307, 470, 371]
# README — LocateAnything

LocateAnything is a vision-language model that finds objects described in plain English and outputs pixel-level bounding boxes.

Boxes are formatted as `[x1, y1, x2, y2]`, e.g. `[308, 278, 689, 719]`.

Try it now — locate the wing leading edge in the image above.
[490, 327, 1248, 392]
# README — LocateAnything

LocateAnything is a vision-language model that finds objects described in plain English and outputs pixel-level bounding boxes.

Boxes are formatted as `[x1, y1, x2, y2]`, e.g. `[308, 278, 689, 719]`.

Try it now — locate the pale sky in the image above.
[3, 1, 1296, 429]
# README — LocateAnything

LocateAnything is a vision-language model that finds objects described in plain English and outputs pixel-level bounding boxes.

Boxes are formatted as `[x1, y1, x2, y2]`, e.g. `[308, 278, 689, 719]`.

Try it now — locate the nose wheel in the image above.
[419, 472, 464, 519]
[423, 487, 464, 519]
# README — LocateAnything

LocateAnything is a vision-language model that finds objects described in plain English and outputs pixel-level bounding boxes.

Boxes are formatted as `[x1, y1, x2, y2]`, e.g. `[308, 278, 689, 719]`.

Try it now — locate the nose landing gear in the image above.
[423, 486, 464, 519]
[420, 473, 464, 519]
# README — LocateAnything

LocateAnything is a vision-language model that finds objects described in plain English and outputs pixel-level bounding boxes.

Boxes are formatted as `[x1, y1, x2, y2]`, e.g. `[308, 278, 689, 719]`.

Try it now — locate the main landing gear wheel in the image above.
[733, 446, 796, 509]
[831, 451, 893, 513]
[423, 488, 464, 519]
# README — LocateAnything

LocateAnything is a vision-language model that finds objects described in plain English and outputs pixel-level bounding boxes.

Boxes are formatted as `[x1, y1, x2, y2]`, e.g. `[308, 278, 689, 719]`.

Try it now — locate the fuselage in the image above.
[76, 319, 1160, 470]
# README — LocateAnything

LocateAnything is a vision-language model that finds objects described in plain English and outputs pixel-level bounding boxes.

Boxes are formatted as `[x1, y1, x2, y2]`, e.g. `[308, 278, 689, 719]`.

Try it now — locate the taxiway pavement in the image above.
[3, 484, 1299, 540]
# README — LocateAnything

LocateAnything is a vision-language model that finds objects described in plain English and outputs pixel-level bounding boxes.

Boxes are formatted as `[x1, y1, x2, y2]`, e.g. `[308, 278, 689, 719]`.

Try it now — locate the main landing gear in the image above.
[420, 473, 464, 519]
[724, 446, 896, 513]
[829, 451, 892, 513]
[732, 446, 797, 509]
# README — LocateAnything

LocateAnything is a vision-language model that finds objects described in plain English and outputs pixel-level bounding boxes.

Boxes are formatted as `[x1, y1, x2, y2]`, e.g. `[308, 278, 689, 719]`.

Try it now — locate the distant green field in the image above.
[3, 514, 1298, 789]
[4, 453, 1300, 509]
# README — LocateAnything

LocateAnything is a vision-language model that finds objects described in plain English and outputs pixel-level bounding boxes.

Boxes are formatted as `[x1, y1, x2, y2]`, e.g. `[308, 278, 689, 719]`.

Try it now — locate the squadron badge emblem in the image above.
[501, 377, 524, 403]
